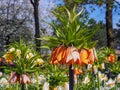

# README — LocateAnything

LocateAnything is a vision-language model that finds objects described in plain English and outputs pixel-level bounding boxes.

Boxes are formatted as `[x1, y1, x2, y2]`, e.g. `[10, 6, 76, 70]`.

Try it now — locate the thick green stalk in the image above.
[97, 73, 100, 90]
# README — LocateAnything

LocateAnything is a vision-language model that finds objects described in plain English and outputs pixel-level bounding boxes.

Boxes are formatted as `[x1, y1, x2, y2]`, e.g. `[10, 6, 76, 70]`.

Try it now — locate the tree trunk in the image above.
[30, 0, 41, 52]
[106, 0, 114, 48]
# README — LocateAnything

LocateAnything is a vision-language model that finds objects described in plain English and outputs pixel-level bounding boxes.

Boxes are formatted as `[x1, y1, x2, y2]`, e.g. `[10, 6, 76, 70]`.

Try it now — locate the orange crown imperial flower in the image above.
[50, 45, 98, 66]
[74, 68, 83, 75]
[107, 54, 115, 63]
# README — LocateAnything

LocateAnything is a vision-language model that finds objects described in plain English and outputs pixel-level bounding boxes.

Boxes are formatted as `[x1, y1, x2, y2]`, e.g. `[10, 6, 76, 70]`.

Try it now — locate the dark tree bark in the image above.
[30, 0, 41, 52]
[106, 0, 114, 48]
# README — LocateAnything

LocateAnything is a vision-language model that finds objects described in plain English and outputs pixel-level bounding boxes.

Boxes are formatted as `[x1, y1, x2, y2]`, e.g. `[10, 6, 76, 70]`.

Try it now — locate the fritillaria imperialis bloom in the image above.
[50, 45, 97, 66]
[106, 54, 115, 63]
[9, 72, 31, 84]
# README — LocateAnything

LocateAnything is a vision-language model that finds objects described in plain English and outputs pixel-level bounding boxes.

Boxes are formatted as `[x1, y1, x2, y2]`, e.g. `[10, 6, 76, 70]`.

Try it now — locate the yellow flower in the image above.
[16, 49, 21, 58]
[3, 53, 14, 61]
[100, 63, 105, 70]
[26, 53, 34, 59]
[35, 58, 44, 65]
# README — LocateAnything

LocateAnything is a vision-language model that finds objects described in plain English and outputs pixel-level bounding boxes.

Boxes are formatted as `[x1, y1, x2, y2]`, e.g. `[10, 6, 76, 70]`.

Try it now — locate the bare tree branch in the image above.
[114, 0, 120, 6]
[30, 0, 34, 6]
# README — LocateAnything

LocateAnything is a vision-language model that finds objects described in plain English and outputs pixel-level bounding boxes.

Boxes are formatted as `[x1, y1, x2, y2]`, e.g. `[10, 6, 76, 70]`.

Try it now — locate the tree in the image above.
[0, 0, 34, 51]
[106, 0, 114, 48]
[60, 0, 120, 48]
[30, 0, 41, 52]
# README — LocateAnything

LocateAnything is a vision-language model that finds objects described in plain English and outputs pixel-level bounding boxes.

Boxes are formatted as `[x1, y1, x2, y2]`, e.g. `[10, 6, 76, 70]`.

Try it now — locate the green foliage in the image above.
[41, 63, 68, 88]
[3, 40, 43, 74]
[40, 6, 98, 49]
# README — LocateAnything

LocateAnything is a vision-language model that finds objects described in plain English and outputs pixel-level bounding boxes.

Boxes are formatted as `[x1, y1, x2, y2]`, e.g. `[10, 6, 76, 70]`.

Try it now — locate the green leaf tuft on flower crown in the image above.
[39, 5, 98, 49]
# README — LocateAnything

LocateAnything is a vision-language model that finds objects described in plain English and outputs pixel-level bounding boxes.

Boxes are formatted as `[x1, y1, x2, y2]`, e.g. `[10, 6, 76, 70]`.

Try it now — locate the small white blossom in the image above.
[104, 75, 108, 82]
[117, 74, 120, 83]
[16, 49, 21, 58]
[8, 48, 15, 53]
[0, 78, 9, 87]
[105, 78, 115, 89]
[93, 65, 98, 74]
[64, 82, 69, 90]
[87, 64, 92, 70]
[38, 75, 46, 85]
[26, 53, 34, 59]
[0, 72, 3, 77]
[56, 86, 63, 90]
[83, 75, 90, 84]
[31, 78, 37, 84]
[98, 72, 105, 82]
[42, 82, 49, 90]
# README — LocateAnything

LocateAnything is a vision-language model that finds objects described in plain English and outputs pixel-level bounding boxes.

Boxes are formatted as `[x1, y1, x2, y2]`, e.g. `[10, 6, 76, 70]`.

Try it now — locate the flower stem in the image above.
[69, 65, 74, 90]
[97, 73, 100, 90]
[21, 84, 25, 90]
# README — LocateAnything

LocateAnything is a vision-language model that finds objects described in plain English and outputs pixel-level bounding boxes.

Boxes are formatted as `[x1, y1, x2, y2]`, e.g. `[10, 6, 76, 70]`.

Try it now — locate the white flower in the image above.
[38, 75, 46, 85]
[64, 82, 69, 90]
[87, 64, 92, 70]
[26, 52, 34, 59]
[93, 65, 98, 74]
[104, 75, 108, 82]
[98, 72, 105, 81]
[0, 72, 3, 77]
[16, 49, 21, 58]
[0, 78, 9, 87]
[105, 78, 115, 89]
[100, 63, 105, 70]
[8, 48, 15, 53]
[117, 74, 120, 83]
[83, 75, 90, 84]
[42, 82, 49, 90]
[56, 86, 63, 90]
[31, 78, 37, 84]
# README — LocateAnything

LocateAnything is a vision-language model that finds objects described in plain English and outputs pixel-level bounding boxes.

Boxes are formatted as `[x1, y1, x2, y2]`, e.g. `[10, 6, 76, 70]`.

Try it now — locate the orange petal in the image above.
[79, 49, 89, 64]
[88, 48, 95, 64]
[74, 68, 83, 75]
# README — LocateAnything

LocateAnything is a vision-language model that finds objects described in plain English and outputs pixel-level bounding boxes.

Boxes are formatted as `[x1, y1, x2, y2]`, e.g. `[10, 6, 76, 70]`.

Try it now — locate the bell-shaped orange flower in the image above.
[74, 68, 83, 75]
[79, 49, 89, 65]
[88, 48, 97, 64]
[50, 45, 67, 64]
[66, 46, 80, 65]
[107, 54, 115, 63]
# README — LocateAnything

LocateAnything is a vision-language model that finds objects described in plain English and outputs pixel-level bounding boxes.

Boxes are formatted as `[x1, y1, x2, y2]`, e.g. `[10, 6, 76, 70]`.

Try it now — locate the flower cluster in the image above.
[2, 40, 44, 84]
[50, 45, 97, 66]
